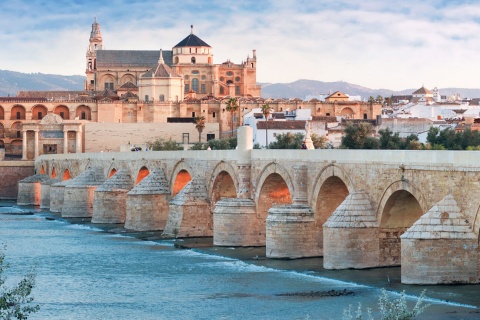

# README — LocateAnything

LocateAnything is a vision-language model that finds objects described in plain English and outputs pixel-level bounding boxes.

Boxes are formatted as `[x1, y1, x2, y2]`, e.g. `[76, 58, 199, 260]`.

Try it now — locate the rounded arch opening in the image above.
[0, 106, 4, 120]
[379, 190, 423, 266]
[40, 166, 45, 175]
[172, 170, 192, 196]
[211, 170, 236, 206]
[31, 105, 48, 120]
[54, 105, 70, 120]
[11, 105, 26, 120]
[63, 169, 71, 180]
[0, 122, 4, 138]
[51, 167, 57, 179]
[257, 172, 292, 220]
[136, 166, 150, 185]
[314, 176, 349, 227]
[76, 105, 92, 120]
[340, 107, 354, 118]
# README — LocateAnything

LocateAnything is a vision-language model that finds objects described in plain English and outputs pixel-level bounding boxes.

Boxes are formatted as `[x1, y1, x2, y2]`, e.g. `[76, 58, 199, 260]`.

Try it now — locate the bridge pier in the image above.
[92, 169, 133, 224]
[62, 167, 105, 218]
[163, 175, 211, 238]
[17, 174, 50, 206]
[125, 169, 171, 231]
[40, 177, 61, 209]
[50, 180, 71, 213]
[323, 192, 380, 269]
[401, 195, 479, 284]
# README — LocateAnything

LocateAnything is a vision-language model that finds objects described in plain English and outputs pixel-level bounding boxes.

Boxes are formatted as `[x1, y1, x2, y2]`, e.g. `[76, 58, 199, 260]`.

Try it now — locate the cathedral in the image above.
[85, 19, 261, 100]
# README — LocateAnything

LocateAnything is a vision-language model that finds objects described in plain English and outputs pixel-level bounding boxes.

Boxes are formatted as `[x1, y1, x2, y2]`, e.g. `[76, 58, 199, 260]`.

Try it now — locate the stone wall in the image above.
[0, 161, 34, 199]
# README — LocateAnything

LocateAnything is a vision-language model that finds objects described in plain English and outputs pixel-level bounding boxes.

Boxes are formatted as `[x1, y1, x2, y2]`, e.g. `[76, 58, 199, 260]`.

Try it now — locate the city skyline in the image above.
[1, 0, 479, 91]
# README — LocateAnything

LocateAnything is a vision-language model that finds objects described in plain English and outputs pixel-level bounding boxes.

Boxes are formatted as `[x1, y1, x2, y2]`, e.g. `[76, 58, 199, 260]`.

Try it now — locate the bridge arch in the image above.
[51, 167, 57, 178]
[63, 169, 71, 181]
[136, 166, 150, 185]
[208, 161, 238, 200]
[376, 179, 427, 266]
[254, 162, 293, 206]
[310, 164, 355, 209]
[170, 161, 193, 196]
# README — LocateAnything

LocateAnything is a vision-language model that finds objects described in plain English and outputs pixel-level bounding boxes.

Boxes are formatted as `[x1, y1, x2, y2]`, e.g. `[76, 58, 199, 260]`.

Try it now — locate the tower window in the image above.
[38, 112, 43, 119]
[81, 112, 86, 120]
[16, 112, 21, 119]
[192, 78, 199, 93]
[60, 112, 64, 119]
[201, 84, 206, 94]
[184, 84, 189, 93]
[191, 57, 196, 64]
[159, 94, 165, 102]
[192, 112, 195, 118]
[220, 86, 224, 94]
[235, 86, 240, 95]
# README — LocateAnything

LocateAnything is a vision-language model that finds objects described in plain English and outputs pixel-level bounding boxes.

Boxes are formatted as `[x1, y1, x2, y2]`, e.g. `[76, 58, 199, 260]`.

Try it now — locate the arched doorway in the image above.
[136, 166, 149, 184]
[341, 107, 354, 119]
[11, 122, 22, 139]
[210, 170, 236, 207]
[379, 190, 423, 266]
[54, 105, 70, 120]
[172, 170, 192, 196]
[31, 105, 48, 120]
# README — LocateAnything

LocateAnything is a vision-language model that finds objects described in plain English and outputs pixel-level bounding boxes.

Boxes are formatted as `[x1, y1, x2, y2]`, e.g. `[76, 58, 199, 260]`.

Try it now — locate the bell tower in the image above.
[85, 17, 103, 90]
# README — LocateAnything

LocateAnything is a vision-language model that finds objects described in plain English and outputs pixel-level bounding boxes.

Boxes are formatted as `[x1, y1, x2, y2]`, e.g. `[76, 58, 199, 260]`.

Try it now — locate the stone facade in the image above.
[0, 161, 34, 199]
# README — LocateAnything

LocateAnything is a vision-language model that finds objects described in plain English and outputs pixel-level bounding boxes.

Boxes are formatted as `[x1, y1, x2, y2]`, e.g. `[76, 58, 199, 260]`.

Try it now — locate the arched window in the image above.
[175, 57, 179, 64]
[363, 113, 368, 119]
[191, 57, 196, 64]
[192, 78, 199, 93]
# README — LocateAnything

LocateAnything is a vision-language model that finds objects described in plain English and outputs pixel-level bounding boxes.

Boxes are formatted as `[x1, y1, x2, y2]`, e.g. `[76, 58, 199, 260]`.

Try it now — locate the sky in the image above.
[1, 0, 480, 91]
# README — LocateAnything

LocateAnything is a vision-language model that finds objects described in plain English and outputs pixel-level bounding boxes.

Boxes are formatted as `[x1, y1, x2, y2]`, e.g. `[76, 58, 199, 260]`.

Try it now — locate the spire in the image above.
[90, 17, 102, 42]
[158, 49, 164, 64]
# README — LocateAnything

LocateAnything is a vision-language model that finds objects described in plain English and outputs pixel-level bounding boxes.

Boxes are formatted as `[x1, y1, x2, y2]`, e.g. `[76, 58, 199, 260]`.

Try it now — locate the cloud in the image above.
[1, 0, 480, 90]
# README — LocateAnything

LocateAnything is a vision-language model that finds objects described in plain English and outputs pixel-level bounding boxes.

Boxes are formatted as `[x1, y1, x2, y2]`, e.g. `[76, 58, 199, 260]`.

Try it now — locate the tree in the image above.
[0, 250, 40, 319]
[376, 95, 384, 104]
[341, 122, 374, 149]
[368, 96, 375, 106]
[147, 138, 184, 151]
[261, 104, 272, 147]
[311, 133, 328, 149]
[268, 132, 304, 149]
[225, 97, 239, 138]
[194, 116, 205, 143]
[379, 128, 402, 149]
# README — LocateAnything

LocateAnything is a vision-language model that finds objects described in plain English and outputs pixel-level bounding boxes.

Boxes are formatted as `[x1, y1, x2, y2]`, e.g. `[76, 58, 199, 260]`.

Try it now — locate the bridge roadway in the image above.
[17, 127, 480, 285]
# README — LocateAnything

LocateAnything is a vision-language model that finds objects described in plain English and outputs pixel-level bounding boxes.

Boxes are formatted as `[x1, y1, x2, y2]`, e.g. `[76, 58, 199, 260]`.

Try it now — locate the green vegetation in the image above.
[194, 116, 206, 143]
[225, 98, 239, 138]
[267, 132, 328, 149]
[147, 138, 184, 151]
[1, 250, 40, 319]
[342, 289, 430, 320]
[189, 138, 237, 150]
[261, 104, 272, 147]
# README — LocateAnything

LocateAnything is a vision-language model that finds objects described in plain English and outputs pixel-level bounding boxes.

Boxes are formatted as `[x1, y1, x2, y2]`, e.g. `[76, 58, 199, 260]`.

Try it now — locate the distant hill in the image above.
[260, 79, 480, 101]
[1, 70, 480, 101]
[0, 70, 85, 96]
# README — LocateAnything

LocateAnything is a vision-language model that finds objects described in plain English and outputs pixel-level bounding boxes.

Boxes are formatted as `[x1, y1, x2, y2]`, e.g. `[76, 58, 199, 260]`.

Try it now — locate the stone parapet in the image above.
[213, 198, 260, 246]
[17, 174, 49, 205]
[125, 169, 171, 231]
[266, 204, 320, 259]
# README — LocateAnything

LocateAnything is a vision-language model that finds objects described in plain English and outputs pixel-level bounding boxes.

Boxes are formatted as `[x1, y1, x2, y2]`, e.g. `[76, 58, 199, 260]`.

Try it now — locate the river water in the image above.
[1, 202, 479, 320]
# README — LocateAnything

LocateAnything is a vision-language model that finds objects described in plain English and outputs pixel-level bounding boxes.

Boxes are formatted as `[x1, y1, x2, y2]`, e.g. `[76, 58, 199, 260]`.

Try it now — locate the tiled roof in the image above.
[257, 120, 306, 130]
[326, 91, 348, 99]
[121, 91, 138, 99]
[117, 81, 138, 90]
[412, 86, 432, 95]
[95, 89, 118, 99]
[174, 33, 210, 48]
[96, 50, 173, 68]
[142, 63, 180, 78]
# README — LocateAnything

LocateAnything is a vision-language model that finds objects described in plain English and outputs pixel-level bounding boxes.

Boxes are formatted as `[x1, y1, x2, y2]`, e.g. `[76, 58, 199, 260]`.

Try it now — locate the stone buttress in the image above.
[124, 169, 171, 231]
[91, 169, 134, 224]
[163, 174, 211, 238]
[50, 179, 72, 213]
[266, 165, 320, 258]
[17, 174, 50, 206]
[40, 177, 61, 209]
[401, 194, 478, 284]
[323, 192, 379, 269]
[62, 167, 106, 218]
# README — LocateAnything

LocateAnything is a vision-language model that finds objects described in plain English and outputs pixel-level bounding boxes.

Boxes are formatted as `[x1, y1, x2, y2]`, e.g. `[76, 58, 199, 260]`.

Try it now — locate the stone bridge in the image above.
[17, 127, 480, 285]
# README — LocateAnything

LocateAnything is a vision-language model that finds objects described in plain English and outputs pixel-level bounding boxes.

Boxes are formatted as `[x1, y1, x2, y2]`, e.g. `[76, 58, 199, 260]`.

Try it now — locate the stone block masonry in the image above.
[1, 161, 34, 199]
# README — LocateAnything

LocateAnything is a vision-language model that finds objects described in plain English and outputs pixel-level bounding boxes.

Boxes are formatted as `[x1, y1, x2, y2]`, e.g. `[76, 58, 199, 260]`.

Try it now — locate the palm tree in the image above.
[225, 97, 239, 138]
[261, 104, 272, 148]
[194, 116, 206, 143]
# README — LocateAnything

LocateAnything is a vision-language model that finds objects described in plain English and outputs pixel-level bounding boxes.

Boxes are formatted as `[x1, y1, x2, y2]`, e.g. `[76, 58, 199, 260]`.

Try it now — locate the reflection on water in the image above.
[0, 203, 479, 320]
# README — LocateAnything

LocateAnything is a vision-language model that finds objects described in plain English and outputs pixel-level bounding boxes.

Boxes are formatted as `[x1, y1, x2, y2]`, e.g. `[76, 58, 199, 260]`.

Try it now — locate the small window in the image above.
[235, 86, 240, 95]
[273, 133, 277, 137]
[226, 71, 233, 76]
[192, 112, 195, 117]
[145, 95, 149, 102]
[235, 77, 240, 82]
[191, 57, 196, 64]
[220, 77, 224, 82]
[128, 112, 132, 117]
[16, 112, 21, 119]
[192, 78, 199, 93]
[159, 94, 165, 102]
[59, 112, 64, 119]
[207, 134, 215, 141]
[201, 84, 206, 94]
[326, 113, 330, 116]
[220, 86, 224, 94]
[38, 112, 43, 119]
[90, 80, 94, 84]
[212, 112, 216, 118]
[201, 75, 206, 80]
[94, 44, 98, 50]
[16, 131, 21, 138]
[81, 112, 86, 120]
[184, 84, 189, 93]
[184, 75, 189, 80]
[363, 113, 368, 119]
[192, 70, 199, 74]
